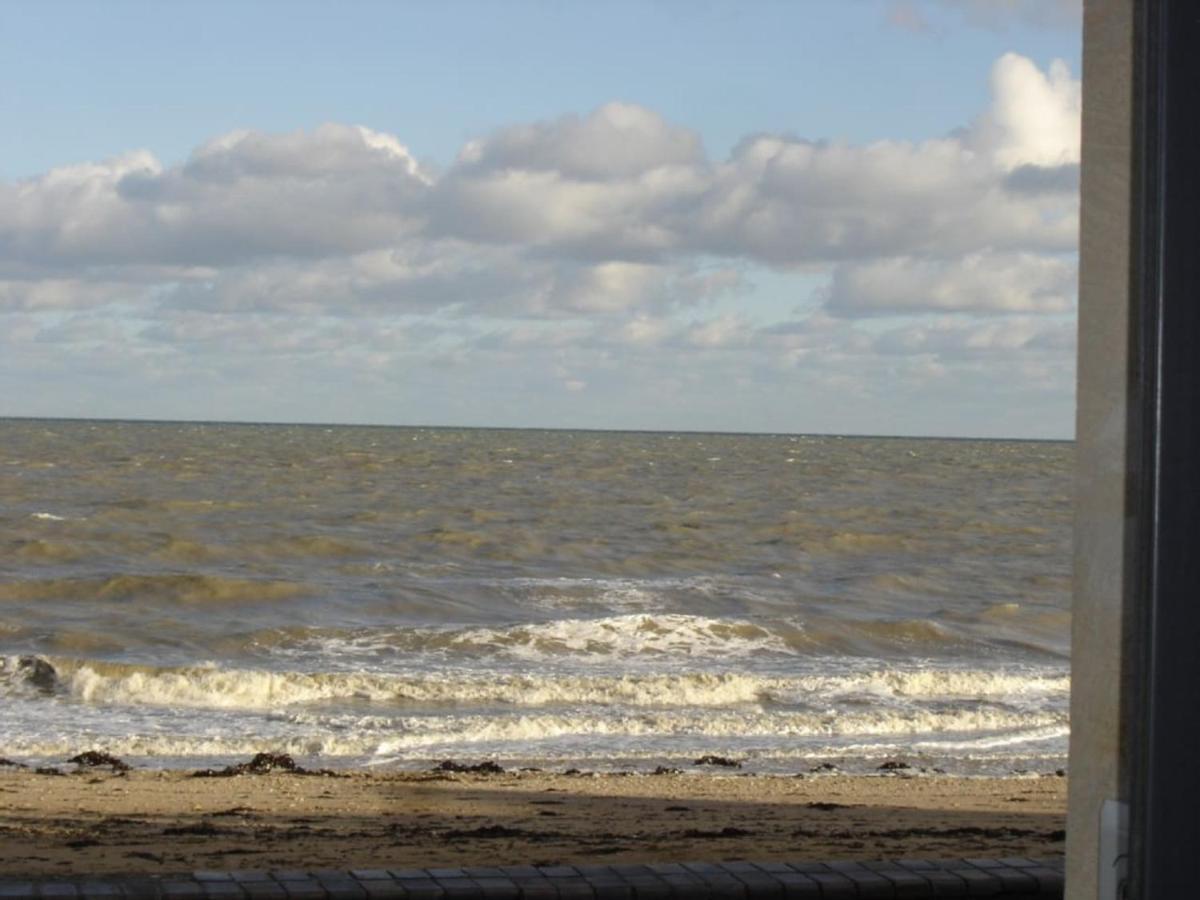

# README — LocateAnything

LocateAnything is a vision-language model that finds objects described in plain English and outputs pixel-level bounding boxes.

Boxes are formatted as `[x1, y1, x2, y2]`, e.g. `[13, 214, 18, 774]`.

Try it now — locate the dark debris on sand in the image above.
[804, 824, 1067, 843]
[69, 751, 130, 773]
[441, 824, 534, 840]
[681, 826, 755, 838]
[693, 754, 742, 768]
[162, 822, 228, 836]
[433, 759, 506, 775]
[193, 752, 338, 777]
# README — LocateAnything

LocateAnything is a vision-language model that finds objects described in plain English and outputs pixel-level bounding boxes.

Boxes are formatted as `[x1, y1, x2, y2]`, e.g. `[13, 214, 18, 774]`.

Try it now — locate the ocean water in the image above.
[0, 419, 1072, 775]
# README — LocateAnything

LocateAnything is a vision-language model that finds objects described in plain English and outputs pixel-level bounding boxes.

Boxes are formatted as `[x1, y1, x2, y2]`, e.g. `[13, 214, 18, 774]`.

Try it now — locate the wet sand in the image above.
[0, 765, 1066, 877]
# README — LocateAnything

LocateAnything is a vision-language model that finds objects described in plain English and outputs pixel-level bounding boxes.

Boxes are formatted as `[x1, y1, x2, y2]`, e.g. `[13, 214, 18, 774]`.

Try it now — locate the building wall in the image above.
[1067, 2, 1137, 897]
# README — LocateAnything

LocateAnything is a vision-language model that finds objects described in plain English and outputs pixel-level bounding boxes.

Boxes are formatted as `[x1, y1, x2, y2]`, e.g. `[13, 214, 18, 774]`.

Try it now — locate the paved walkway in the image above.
[0, 857, 1063, 898]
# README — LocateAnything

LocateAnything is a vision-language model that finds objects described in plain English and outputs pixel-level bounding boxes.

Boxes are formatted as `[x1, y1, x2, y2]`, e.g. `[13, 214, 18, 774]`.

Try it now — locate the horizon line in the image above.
[0, 414, 1075, 444]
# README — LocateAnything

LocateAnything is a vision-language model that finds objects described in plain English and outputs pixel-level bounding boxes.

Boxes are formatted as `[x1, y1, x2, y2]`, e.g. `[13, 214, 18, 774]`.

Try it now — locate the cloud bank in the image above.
[0, 53, 1080, 437]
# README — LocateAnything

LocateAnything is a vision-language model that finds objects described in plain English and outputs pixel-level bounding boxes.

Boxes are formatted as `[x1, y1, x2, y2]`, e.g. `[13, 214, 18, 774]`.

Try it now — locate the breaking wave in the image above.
[0, 653, 1068, 715]
[256, 611, 1037, 665]
[445, 613, 798, 659]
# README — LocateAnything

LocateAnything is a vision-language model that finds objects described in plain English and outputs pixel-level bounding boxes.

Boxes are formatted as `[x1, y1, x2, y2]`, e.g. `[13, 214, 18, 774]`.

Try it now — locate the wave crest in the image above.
[2, 654, 1068, 714]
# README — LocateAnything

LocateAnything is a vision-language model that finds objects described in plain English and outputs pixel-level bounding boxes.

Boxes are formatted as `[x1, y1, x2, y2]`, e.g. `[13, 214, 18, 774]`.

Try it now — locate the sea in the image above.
[0, 419, 1072, 776]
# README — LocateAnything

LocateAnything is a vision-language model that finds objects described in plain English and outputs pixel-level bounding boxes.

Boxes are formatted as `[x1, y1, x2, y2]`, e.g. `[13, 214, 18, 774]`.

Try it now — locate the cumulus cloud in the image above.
[427, 53, 1078, 265]
[1, 125, 430, 269]
[534, 262, 690, 315]
[182, 124, 428, 184]
[0, 53, 1078, 306]
[970, 54, 1081, 170]
[0, 52, 1080, 436]
[454, 102, 703, 180]
[428, 167, 697, 258]
[690, 132, 1074, 264]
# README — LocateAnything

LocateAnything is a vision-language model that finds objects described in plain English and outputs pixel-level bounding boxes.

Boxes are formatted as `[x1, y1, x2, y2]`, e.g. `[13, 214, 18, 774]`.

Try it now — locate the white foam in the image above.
[0, 651, 1071, 775]
[832, 668, 1070, 700]
[53, 662, 782, 710]
[0, 681, 1070, 770]
[910, 724, 1070, 752]
[448, 613, 793, 660]
[496, 575, 723, 615]
[34, 656, 1068, 715]
[0, 719, 1071, 769]
[360, 706, 1068, 751]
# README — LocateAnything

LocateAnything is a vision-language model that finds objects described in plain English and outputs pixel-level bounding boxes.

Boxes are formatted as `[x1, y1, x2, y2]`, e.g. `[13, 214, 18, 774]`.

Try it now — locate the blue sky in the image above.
[0, 0, 1081, 437]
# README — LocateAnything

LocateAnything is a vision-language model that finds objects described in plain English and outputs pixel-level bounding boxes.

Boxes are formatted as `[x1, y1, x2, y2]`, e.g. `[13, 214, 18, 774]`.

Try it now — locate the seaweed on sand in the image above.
[69, 751, 131, 773]
[432, 759, 505, 775]
[193, 752, 338, 777]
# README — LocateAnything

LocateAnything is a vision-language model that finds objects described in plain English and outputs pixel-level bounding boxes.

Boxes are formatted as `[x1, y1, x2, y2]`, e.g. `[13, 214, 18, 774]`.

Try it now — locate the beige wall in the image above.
[1067, 2, 1137, 898]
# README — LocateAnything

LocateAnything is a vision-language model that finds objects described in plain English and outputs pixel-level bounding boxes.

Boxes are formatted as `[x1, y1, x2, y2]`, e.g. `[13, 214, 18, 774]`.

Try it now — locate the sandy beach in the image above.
[0, 762, 1066, 877]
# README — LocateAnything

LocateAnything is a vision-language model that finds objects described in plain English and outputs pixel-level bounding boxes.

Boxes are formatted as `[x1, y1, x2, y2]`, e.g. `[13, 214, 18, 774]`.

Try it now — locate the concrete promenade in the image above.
[0, 857, 1064, 898]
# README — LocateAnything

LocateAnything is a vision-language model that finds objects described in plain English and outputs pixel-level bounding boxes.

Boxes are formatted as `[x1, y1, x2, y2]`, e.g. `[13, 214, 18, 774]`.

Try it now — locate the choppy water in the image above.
[0, 419, 1072, 774]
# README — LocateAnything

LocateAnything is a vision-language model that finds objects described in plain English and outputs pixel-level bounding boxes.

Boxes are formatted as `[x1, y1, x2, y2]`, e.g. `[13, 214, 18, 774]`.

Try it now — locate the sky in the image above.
[0, 0, 1082, 438]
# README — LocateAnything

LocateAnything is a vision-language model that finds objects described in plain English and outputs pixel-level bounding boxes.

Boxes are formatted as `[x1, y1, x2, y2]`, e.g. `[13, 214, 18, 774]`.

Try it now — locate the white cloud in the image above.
[543, 262, 670, 314]
[1, 125, 430, 269]
[682, 314, 752, 348]
[970, 53, 1081, 170]
[0, 52, 1081, 436]
[0, 151, 160, 265]
[427, 159, 705, 258]
[154, 249, 740, 322]
[0, 53, 1078, 304]
[0, 276, 146, 311]
[826, 252, 1077, 316]
[616, 315, 673, 347]
[138, 311, 420, 362]
[872, 315, 1076, 359]
[427, 55, 1078, 267]
[184, 124, 428, 183]
[535, 262, 744, 317]
[454, 102, 704, 179]
[159, 245, 519, 315]
[690, 133, 1075, 264]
